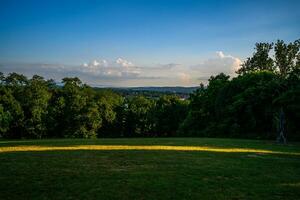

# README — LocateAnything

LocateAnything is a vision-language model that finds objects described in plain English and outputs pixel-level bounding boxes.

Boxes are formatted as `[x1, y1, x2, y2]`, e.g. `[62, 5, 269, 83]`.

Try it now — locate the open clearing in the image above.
[0, 138, 300, 200]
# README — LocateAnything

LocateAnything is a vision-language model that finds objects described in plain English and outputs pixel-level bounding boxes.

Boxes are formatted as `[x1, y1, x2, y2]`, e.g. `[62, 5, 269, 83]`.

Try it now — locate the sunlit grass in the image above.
[1, 145, 299, 155]
[1, 138, 300, 200]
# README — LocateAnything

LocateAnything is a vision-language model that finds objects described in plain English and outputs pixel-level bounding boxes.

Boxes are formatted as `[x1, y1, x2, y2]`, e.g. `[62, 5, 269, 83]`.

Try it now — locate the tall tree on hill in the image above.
[22, 75, 51, 138]
[0, 85, 24, 138]
[60, 77, 102, 138]
[61, 77, 87, 137]
[275, 39, 300, 77]
[4, 72, 28, 104]
[1, 73, 29, 138]
[237, 42, 274, 74]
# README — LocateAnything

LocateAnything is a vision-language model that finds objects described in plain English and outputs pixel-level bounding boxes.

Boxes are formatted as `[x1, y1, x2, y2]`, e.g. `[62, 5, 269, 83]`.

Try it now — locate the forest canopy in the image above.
[0, 39, 299, 140]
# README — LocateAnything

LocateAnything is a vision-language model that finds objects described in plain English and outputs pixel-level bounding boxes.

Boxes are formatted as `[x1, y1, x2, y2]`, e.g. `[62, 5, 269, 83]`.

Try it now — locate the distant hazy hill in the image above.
[130, 87, 199, 93]
[109, 86, 199, 94]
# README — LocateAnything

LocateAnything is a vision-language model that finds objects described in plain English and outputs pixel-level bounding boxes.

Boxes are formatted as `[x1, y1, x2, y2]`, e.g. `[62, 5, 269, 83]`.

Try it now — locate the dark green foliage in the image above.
[183, 39, 300, 140]
[0, 73, 188, 138]
[237, 39, 300, 76]
[0, 85, 24, 138]
[0, 105, 12, 133]
[275, 39, 300, 77]
[237, 42, 274, 74]
[179, 73, 230, 137]
[154, 95, 188, 136]
[123, 96, 155, 136]
[22, 75, 51, 138]
[58, 78, 102, 138]
[181, 71, 299, 139]
[273, 69, 300, 140]
[0, 39, 299, 140]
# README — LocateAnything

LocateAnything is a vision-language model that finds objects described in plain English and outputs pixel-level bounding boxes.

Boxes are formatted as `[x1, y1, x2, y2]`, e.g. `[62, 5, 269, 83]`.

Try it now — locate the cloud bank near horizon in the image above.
[0, 52, 242, 87]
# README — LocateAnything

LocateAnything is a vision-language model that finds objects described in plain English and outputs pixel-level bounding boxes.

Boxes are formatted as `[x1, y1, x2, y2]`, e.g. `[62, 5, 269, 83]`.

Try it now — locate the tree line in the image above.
[0, 39, 299, 140]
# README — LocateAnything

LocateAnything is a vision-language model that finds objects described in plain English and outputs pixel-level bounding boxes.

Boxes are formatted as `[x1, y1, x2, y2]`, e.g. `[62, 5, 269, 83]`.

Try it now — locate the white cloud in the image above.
[116, 58, 134, 68]
[155, 63, 180, 69]
[80, 58, 140, 78]
[178, 72, 191, 84]
[216, 51, 225, 58]
[191, 51, 242, 76]
[0, 52, 242, 86]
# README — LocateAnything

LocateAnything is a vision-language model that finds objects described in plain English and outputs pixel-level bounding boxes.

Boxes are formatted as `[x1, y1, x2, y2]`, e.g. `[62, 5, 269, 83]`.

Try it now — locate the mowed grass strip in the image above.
[0, 138, 300, 200]
[1, 144, 300, 155]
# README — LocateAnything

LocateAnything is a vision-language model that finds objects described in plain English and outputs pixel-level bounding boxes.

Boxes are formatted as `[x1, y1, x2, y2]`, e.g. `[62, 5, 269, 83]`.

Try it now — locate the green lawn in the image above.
[0, 138, 300, 200]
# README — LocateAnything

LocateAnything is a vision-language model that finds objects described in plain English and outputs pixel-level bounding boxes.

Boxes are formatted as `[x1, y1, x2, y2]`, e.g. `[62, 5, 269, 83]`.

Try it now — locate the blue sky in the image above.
[0, 0, 299, 86]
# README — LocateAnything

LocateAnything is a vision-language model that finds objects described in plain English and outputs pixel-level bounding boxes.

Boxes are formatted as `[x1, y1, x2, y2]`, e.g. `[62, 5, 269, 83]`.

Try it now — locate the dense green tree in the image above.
[60, 77, 101, 138]
[4, 72, 28, 86]
[0, 39, 299, 140]
[181, 71, 284, 139]
[124, 96, 154, 136]
[227, 72, 282, 138]
[21, 75, 51, 138]
[0, 105, 12, 134]
[275, 39, 300, 77]
[96, 90, 124, 137]
[237, 42, 274, 74]
[237, 39, 300, 77]
[154, 95, 188, 136]
[182, 52, 300, 140]
[4, 73, 28, 105]
[179, 73, 230, 137]
[273, 68, 300, 140]
[46, 89, 65, 138]
[0, 85, 24, 138]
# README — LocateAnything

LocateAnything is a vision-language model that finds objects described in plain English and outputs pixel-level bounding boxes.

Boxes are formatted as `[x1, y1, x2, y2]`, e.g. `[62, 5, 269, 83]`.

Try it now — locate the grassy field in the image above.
[0, 138, 300, 200]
